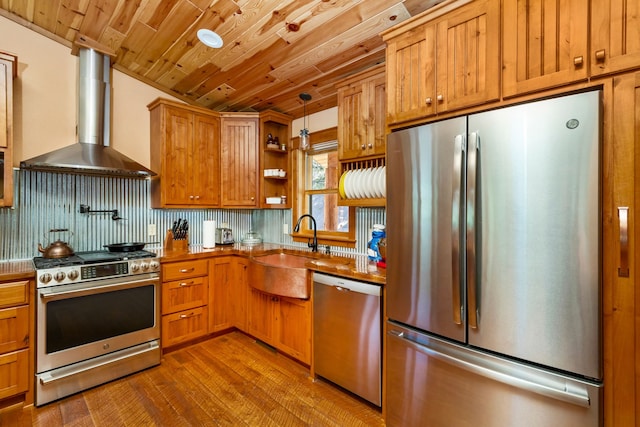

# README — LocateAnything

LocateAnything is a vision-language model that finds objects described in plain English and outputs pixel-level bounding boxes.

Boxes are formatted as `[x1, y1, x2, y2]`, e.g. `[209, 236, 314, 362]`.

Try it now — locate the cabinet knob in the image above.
[189, 195, 194, 199]
[194, 195, 200, 200]
[425, 97, 433, 105]
[361, 144, 366, 150]
[437, 94, 444, 102]
[573, 56, 584, 66]
[368, 143, 373, 149]
[251, 196, 255, 201]
[595, 49, 606, 62]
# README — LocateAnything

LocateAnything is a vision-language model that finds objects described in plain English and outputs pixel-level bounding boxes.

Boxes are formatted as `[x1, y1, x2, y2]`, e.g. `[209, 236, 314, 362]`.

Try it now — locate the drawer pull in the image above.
[180, 312, 196, 319]
[595, 49, 606, 61]
[179, 281, 195, 287]
[179, 268, 195, 273]
[573, 56, 584, 66]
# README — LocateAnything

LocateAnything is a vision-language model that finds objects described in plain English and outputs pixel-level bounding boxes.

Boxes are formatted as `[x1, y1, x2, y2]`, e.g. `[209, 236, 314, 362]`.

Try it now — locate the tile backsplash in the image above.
[0, 170, 385, 261]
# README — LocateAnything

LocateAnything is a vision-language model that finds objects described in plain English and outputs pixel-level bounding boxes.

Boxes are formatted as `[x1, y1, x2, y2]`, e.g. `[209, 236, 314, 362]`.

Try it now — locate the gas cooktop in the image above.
[33, 249, 157, 270]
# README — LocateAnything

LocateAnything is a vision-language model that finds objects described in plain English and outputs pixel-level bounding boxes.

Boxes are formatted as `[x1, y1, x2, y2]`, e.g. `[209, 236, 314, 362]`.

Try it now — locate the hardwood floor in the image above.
[2, 332, 384, 426]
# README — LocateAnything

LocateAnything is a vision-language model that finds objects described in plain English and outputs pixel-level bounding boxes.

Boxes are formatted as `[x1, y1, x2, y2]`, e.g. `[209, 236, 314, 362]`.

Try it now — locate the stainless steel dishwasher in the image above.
[313, 272, 382, 406]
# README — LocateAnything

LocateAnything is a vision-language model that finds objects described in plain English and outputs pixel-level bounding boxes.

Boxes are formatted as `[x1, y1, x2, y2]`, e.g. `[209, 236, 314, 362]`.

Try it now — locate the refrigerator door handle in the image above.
[451, 134, 465, 325]
[388, 328, 592, 408]
[467, 132, 479, 328]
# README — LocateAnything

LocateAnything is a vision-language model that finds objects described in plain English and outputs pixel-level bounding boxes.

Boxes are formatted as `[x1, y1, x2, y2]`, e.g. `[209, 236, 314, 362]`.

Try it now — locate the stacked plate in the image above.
[339, 166, 386, 199]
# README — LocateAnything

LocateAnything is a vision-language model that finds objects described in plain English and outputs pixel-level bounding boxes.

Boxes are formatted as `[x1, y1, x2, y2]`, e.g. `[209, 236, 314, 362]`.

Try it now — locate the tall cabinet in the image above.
[220, 113, 259, 208]
[0, 52, 16, 208]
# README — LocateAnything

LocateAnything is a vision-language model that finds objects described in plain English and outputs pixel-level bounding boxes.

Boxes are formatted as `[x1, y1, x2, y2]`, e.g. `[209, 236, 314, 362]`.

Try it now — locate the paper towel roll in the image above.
[203, 220, 216, 248]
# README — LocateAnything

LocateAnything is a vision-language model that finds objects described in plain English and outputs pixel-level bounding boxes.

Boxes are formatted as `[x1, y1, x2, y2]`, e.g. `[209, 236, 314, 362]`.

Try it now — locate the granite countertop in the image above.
[0, 244, 386, 285]
[157, 243, 386, 285]
[0, 259, 36, 281]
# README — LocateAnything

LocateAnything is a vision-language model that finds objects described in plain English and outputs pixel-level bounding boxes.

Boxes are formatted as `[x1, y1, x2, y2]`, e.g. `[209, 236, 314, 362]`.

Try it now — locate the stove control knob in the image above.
[130, 263, 140, 272]
[54, 271, 66, 282]
[149, 260, 160, 271]
[40, 273, 52, 284]
[140, 262, 150, 271]
[67, 269, 79, 281]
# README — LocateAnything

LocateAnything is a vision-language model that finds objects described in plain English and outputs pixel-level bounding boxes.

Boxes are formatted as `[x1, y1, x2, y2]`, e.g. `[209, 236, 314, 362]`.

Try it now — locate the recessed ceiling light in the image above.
[197, 29, 223, 48]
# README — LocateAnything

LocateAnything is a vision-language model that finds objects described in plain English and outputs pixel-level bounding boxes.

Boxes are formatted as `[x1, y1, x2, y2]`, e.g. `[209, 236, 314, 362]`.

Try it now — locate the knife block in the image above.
[163, 229, 189, 252]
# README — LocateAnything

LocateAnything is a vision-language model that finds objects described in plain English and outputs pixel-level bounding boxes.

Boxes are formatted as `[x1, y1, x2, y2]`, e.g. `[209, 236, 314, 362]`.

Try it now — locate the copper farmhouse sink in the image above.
[248, 253, 313, 299]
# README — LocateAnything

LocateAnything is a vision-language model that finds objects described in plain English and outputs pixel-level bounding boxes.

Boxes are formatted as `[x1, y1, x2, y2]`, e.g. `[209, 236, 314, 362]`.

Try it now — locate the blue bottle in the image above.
[367, 224, 386, 262]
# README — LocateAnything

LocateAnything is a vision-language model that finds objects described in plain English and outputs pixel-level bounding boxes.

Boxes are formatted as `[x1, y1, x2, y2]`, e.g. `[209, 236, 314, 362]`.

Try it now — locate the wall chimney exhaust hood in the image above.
[20, 35, 156, 178]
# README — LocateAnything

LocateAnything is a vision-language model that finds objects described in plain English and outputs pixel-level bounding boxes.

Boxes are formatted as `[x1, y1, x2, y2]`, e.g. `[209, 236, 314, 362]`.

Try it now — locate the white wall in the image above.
[0, 15, 182, 169]
[291, 107, 337, 138]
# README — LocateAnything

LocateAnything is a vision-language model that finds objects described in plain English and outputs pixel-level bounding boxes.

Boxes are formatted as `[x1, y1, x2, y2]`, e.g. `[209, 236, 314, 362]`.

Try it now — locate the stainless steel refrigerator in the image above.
[385, 90, 602, 426]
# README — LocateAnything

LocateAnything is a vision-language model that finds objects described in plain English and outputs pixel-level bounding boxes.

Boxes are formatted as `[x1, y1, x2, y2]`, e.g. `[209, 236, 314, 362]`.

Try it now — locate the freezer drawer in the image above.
[386, 322, 602, 427]
[313, 273, 381, 406]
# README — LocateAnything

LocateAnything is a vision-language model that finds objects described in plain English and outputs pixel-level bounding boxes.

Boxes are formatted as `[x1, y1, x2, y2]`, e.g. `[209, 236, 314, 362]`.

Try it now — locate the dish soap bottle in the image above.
[368, 224, 386, 262]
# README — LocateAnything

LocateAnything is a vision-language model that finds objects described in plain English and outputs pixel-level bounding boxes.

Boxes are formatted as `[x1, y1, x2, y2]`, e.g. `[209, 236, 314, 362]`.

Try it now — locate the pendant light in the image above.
[299, 93, 312, 151]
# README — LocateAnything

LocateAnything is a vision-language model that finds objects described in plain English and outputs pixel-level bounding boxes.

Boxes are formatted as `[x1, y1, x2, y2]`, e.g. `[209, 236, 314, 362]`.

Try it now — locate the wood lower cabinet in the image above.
[149, 99, 221, 208]
[231, 258, 249, 331]
[209, 256, 236, 333]
[0, 279, 33, 407]
[161, 259, 209, 348]
[591, 0, 640, 77]
[502, 0, 588, 97]
[383, 0, 500, 125]
[247, 288, 311, 365]
[220, 114, 259, 207]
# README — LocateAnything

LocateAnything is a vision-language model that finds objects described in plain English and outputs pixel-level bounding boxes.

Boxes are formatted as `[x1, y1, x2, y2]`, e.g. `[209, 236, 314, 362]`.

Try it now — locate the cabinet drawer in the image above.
[161, 306, 208, 348]
[162, 259, 208, 281]
[162, 276, 207, 314]
[0, 348, 29, 400]
[0, 280, 29, 308]
[0, 306, 29, 354]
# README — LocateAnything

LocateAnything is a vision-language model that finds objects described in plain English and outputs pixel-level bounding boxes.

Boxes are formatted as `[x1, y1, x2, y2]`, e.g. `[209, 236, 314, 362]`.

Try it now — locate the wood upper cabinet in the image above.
[591, 0, 640, 77]
[0, 52, 16, 208]
[384, 0, 499, 125]
[149, 99, 220, 208]
[337, 64, 386, 160]
[220, 114, 259, 208]
[502, 0, 588, 97]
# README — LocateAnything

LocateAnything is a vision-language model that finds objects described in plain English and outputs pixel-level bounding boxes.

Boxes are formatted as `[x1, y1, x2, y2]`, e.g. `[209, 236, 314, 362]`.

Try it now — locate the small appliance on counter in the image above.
[215, 227, 234, 245]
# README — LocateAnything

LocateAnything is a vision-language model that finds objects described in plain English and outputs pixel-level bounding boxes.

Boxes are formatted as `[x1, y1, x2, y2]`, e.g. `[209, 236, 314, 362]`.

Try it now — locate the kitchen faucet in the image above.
[294, 214, 318, 252]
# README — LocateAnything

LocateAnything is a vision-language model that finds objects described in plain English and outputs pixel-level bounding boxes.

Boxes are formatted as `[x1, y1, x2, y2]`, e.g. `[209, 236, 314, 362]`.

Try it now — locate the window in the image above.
[293, 128, 355, 247]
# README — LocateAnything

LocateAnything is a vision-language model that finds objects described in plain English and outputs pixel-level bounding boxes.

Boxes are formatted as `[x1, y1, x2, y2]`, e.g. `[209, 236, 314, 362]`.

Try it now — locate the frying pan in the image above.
[103, 242, 146, 252]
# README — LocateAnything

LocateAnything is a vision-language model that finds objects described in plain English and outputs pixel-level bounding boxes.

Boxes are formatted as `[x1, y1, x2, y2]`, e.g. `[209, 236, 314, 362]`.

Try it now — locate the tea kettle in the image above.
[38, 229, 75, 258]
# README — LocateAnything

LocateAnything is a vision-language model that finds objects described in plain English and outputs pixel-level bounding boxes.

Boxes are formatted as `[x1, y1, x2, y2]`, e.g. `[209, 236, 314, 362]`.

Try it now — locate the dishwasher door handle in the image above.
[335, 286, 351, 292]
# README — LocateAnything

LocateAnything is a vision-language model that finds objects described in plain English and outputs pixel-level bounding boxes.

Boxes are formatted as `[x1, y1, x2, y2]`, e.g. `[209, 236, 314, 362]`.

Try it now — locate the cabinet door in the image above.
[231, 258, 249, 330]
[591, 0, 640, 77]
[0, 59, 8, 149]
[603, 72, 639, 427]
[369, 74, 387, 157]
[164, 108, 193, 205]
[436, 0, 500, 111]
[277, 297, 311, 365]
[0, 306, 29, 354]
[0, 349, 28, 400]
[209, 257, 234, 333]
[192, 114, 220, 206]
[386, 22, 436, 124]
[338, 84, 366, 159]
[503, 0, 588, 97]
[247, 288, 277, 344]
[221, 117, 258, 207]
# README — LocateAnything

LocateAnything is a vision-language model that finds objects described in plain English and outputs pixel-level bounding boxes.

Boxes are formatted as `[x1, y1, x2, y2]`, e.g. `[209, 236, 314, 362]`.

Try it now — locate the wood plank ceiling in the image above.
[0, 0, 443, 119]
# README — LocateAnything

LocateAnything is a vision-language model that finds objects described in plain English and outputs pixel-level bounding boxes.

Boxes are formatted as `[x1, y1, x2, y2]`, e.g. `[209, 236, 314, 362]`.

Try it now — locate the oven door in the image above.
[37, 273, 160, 373]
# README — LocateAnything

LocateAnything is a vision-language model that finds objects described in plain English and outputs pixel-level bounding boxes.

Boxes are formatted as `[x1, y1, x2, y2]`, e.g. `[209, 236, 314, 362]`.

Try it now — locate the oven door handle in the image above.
[39, 275, 159, 300]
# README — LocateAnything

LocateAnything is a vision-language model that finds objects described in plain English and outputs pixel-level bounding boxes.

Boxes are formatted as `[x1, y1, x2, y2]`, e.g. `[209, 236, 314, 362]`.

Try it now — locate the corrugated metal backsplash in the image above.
[0, 170, 385, 261]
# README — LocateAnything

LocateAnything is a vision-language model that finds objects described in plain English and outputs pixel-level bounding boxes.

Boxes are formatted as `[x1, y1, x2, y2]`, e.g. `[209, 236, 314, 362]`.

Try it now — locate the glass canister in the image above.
[367, 224, 386, 262]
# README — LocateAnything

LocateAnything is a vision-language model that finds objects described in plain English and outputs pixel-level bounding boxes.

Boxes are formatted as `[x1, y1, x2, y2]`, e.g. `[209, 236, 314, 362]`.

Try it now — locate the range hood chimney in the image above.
[20, 36, 156, 178]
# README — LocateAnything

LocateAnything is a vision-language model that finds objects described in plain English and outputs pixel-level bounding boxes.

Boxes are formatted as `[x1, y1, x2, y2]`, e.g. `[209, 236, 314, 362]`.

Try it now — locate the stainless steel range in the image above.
[34, 250, 161, 406]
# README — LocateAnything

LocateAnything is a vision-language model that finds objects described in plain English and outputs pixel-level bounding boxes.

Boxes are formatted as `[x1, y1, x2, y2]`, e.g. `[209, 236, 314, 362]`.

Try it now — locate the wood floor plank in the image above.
[9, 331, 384, 426]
